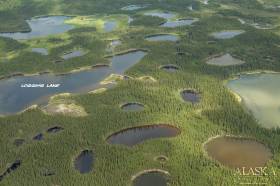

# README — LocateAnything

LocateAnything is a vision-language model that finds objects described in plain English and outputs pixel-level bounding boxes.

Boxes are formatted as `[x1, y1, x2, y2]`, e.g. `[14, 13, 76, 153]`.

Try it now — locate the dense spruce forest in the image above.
[0, 0, 280, 185]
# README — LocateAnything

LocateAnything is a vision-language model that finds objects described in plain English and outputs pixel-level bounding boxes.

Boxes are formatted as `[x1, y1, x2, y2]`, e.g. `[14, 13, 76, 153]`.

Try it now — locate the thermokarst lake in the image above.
[0, 50, 147, 115]
[145, 34, 179, 42]
[181, 89, 200, 104]
[121, 102, 145, 112]
[227, 73, 280, 128]
[106, 124, 180, 146]
[206, 54, 245, 66]
[121, 4, 149, 11]
[161, 18, 198, 28]
[204, 136, 272, 170]
[132, 170, 169, 186]
[144, 11, 198, 28]
[0, 1, 279, 186]
[0, 16, 74, 40]
[210, 30, 245, 39]
[160, 64, 180, 72]
[74, 150, 94, 174]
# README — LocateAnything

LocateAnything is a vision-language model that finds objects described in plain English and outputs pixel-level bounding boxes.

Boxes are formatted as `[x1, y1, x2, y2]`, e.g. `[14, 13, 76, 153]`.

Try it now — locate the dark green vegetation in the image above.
[1, 0, 280, 185]
[130, 15, 166, 27]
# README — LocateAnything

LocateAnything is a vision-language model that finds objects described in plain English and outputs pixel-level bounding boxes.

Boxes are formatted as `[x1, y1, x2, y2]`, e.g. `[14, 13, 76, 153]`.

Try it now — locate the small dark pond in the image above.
[47, 126, 64, 133]
[0, 160, 21, 182]
[107, 124, 180, 146]
[121, 103, 144, 112]
[160, 64, 179, 72]
[0, 16, 74, 40]
[74, 150, 94, 174]
[33, 133, 43, 141]
[133, 171, 169, 186]
[181, 89, 200, 104]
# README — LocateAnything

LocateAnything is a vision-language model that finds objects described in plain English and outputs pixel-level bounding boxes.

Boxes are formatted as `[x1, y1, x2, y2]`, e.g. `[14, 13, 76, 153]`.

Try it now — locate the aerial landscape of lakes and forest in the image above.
[0, 0, 280, 186]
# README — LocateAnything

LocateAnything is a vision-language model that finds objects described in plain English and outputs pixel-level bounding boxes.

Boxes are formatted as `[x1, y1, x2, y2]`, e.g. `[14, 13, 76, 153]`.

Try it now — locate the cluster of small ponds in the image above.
[3, 126, 64, 181]
[72, 123, 174, 185]
[73, 147, 169, 185]
[31, 126, 64, 142]
[12, 127, 63, 152]
[0, 6, 278, 185]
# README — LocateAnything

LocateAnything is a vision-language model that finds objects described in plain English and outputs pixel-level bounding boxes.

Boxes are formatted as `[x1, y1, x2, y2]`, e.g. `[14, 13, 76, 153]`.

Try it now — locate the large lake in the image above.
[0, 51, 147, 115]
[0, 16, 74, 40]
[227, 73, 280, 128]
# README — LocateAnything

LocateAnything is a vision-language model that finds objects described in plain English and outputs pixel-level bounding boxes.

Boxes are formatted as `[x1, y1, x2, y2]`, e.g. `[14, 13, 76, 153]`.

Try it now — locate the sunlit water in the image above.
[227, 73, 280, 128]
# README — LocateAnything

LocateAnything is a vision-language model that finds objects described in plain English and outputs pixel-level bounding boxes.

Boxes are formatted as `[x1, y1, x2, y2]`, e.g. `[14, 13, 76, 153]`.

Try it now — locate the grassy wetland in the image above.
[0, 0, 280, 186]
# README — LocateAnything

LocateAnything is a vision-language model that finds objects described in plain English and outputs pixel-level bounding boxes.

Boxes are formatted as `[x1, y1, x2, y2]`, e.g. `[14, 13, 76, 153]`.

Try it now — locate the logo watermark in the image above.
[234, 167, 278, 185]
